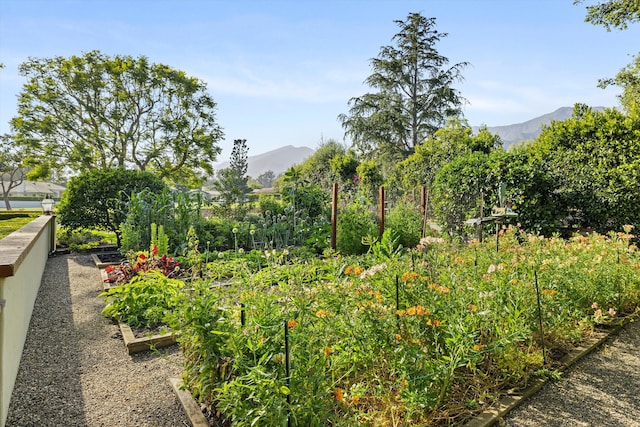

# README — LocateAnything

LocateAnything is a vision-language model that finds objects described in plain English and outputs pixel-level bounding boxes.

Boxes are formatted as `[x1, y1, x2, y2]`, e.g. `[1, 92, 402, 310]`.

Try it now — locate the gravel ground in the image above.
[502, 318, 640, 427]
[6, 253, 190, 427]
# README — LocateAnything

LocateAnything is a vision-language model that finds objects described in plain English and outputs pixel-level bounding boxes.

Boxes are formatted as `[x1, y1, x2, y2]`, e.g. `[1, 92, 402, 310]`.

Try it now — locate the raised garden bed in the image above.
[118, 320, 177, 354]
[92, 251, 124, 268]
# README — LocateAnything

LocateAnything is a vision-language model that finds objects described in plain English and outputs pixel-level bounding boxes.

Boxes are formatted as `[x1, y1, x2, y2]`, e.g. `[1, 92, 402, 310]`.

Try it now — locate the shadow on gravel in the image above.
[6, 255, 88, 427]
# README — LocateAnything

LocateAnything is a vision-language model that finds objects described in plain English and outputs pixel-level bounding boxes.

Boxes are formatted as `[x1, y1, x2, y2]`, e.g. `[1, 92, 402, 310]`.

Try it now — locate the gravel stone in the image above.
[6, 253, 190, 427]
[502, 319, 640, 427]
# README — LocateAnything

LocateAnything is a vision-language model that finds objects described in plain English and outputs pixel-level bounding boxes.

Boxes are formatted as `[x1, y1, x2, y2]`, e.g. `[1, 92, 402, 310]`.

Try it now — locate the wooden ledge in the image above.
[0, 215, 54, 277]
[118, 321, 177, 354]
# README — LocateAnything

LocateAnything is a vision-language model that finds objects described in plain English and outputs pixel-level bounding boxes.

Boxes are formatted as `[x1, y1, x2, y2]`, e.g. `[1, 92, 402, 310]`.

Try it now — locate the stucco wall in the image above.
[0, 216, 54, 427]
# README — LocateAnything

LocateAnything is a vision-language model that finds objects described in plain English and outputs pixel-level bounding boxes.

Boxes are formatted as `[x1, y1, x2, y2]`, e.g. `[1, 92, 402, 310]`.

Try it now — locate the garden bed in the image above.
[118, 320, 177, 354]
[92, 251, 124, 268]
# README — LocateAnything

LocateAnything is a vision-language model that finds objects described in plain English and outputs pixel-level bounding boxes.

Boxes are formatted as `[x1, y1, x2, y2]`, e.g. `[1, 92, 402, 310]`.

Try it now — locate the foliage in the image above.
[337, 197, 378, 255]
[576, 0, 640, 30]
[170, 226, 640, 426]
[213, 139, 251, 209]
[0, 134, 26, 211]
[355, 159, 383, 202]
[256, 170, 276, 188]
[101, 269, 184, 329]
[56, 168, 167, 247]
[56, 227, 116, 251]
[432, 151, 496, 238]
[338, 13, 468, 159]
[598, 51, 640, 112]
[103, 246, 181, 287]
[11, 50, 224, 187]
[534, 104, 640, 233]
[298, 139, 345, 191]
[119, 188, 207, 255]
[385, 202, 423, 248]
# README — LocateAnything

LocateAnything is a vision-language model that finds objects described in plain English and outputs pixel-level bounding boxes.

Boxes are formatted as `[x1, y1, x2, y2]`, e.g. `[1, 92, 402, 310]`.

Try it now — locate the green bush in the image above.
[385, 202, 423, 248]
[337, 198, 378, 255]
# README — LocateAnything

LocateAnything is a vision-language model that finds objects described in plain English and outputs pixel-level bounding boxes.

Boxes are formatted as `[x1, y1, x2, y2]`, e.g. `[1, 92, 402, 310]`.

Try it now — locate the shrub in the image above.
[337, 198, 378, 255]
[385, 202, 423, 248]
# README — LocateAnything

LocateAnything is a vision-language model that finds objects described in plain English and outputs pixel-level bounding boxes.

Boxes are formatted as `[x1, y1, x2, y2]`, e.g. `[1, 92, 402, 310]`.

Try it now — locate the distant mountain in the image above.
[214, 145, 314, 178]
[473, 106, 606, 148]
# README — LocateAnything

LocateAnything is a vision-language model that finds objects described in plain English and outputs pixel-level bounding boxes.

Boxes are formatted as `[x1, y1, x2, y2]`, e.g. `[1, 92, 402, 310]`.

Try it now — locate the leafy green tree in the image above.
[338, 13, 468, 159]
[0, 135, 27, 211]
[329, 149, 360, 185]
[213, 139, 250, 209]
[56, 168, 168, 247]
[298, 139, 345, 191]
[598, 52, 640, 112]
[11, 51, 224, 186]
[575, 0, 640, 30]
[388, 118, 500, 204]
[256, 170, 276, 188]
[432, 151, 496, 238]
[355, 159, 383, 202]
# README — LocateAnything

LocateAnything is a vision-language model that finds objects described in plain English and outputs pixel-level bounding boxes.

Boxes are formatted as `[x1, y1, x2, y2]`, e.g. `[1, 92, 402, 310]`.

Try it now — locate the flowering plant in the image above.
[103, 245, 181, 286]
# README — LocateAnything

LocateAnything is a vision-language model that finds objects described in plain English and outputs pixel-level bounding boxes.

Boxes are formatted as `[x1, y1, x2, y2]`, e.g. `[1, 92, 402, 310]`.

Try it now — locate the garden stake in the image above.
[395, 275, 400, 329]
[284, 320, 292, 427]
[534, 270, 547, 364]
[240, 303, 245, 326]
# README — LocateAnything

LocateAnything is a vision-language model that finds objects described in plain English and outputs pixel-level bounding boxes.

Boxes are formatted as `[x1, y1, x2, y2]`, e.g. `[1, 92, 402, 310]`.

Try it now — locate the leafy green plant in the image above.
[101, 269, 185, 328]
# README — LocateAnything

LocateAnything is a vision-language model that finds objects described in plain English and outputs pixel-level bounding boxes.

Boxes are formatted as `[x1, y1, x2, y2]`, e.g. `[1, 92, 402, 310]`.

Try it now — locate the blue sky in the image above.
[1, 0, 638, 161]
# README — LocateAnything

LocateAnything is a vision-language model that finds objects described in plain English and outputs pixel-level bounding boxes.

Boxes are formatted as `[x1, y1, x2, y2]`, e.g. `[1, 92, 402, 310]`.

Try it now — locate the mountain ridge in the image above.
[472, 106, 606, 147]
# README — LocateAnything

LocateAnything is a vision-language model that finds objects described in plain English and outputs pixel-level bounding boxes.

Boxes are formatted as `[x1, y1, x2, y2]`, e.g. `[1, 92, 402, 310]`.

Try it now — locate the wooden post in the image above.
[331, 183, 338, 250]
[379, 186, 385, 238]
[420, 186, 427, 237]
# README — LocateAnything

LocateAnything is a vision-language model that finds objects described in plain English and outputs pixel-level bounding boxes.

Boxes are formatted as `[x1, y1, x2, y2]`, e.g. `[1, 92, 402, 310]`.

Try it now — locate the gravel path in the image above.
[502, 318, 640, 427]
[6, 253, 190, 427]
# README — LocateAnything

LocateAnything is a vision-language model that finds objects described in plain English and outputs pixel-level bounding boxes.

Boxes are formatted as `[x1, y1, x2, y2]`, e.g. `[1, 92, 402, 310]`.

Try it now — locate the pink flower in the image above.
[591, 302, 599, 310]
[608, 308, 616, 317]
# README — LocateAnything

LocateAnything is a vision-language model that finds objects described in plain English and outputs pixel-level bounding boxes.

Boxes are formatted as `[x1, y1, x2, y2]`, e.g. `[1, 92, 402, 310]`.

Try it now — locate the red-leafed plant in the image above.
[103, 245, 181, 286]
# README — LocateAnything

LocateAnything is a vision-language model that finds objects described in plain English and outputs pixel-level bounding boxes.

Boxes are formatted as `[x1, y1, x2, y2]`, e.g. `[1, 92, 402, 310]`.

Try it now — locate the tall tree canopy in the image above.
[575, 0, 640, 30]
[11, 51, 224, 187]
[338, 13, 468, 159]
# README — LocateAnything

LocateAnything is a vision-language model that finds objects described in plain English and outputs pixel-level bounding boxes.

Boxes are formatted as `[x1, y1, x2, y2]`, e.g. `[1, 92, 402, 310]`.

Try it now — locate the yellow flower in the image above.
[316, 309, 332, 318]
[473, 344, 484, 351]
[354, 266, 364, 275]
[335, 388, 344, 402]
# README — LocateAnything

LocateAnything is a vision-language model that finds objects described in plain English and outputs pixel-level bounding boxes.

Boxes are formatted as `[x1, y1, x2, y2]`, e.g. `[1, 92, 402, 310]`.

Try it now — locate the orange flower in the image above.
[335, 388, 344, 402]
[431, 319, 442, 327]
[396, 309, 406, 316]
[287, 319, 298, 329]
[354, 266, 364, 275]
[395, 334, 402, 341]
[374, 291, 382, 302]
[406, 306, 416, 316]
[541, 289, 557, 296]
[324, 347, 333, 356]
[351, 396, 360, 405]
[402, 271, 420, 282]
[316, 309, 332, 318]
[473, 344, 484, 351]
[345, 265, 354, 275]
[468, 304, 478, 312]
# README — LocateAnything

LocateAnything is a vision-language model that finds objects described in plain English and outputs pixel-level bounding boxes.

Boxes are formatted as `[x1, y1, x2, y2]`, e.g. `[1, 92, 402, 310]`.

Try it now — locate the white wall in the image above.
[0, 216, 54, 427]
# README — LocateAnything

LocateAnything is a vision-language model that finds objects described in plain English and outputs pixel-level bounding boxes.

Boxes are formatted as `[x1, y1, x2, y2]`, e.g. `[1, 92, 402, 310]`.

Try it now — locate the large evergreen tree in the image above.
[338, 13, 468, 159]
[213, 139, 250, 207]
